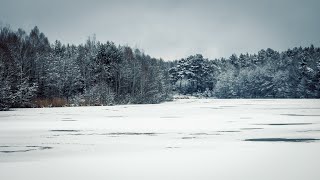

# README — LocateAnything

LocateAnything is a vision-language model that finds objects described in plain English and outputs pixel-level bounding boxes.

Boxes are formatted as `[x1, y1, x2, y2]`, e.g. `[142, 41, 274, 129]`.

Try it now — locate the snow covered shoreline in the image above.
[0, 99, 320, 180]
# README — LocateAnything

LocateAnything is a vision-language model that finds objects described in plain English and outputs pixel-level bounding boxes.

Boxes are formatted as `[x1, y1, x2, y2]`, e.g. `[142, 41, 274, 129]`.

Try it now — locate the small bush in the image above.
[51, 98, 67, 107]
[33, 98, 67, 107]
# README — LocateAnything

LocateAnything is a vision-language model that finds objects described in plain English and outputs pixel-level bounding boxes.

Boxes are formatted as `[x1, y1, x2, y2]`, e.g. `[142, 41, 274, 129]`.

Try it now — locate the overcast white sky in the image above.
[1, 0, 320, 60]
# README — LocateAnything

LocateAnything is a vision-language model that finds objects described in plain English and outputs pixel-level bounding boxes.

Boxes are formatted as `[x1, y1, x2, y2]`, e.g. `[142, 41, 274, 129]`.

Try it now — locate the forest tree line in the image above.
[169, 47, 320, 98]
[0, 26, 172, 110]
[1, 26, 320, 110]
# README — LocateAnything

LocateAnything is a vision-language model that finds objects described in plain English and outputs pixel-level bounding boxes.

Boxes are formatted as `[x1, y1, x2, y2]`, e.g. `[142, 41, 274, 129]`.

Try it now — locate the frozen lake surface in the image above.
[1, 99, 320, 180]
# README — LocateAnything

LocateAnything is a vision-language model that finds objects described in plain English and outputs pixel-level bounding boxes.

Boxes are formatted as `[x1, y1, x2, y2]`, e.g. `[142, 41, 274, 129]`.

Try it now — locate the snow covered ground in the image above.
[0, 99, 320, 180]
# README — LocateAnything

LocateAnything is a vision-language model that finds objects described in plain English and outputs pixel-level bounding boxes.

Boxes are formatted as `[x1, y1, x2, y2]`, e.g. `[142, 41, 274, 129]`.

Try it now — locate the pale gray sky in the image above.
[1, 0, 320, 60]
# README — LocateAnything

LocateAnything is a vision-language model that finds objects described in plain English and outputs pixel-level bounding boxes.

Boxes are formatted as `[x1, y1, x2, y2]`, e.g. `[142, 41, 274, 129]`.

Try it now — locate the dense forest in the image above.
[1, 26, 320, 110]
[0, 26, 173, 110]
[169, 48, 320, 98]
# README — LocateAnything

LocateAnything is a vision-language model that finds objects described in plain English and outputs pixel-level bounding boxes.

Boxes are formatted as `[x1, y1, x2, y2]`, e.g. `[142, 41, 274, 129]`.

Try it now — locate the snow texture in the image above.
[0, 99, 320, 180]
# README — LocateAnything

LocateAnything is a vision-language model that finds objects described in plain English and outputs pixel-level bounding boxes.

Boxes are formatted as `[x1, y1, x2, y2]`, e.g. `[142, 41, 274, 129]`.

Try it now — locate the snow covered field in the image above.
[1, 99, 320, 180]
